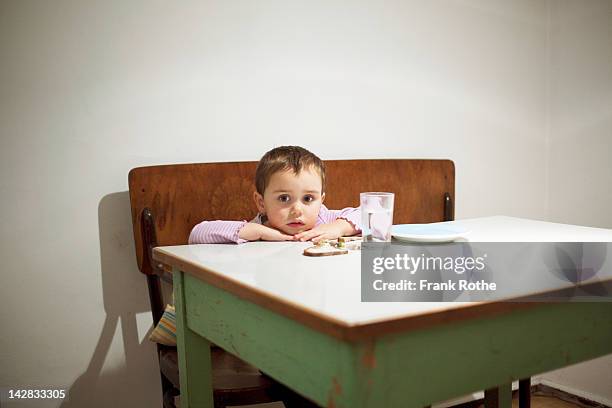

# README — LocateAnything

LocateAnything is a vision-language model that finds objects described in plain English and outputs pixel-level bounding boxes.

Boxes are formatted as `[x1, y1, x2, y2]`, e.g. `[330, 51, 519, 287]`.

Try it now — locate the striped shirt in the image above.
[188, 205, 361, 244]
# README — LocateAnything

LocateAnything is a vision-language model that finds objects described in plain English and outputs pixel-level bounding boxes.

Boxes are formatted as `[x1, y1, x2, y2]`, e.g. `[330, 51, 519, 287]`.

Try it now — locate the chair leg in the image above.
[272, 384, 320, 408]
[282, 395, 321, 408]
[159, 368, 177, 407]
[484, 383, 512, 408]
[162, 386, 178, 408]
[161, 373, 174, 395]
[519, 378, 531, 408]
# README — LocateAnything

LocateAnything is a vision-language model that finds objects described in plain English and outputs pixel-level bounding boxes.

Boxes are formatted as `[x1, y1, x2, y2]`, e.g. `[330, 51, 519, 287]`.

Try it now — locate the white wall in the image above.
[548, 0, 612, 229]
[0, 1, 608, 407]
[539, 0, 612, 403]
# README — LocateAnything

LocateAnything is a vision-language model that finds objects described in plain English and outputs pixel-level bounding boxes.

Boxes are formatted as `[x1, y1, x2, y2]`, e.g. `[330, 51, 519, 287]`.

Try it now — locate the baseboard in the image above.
[433, 378, 611, 408]
[535, 380, 612, 408]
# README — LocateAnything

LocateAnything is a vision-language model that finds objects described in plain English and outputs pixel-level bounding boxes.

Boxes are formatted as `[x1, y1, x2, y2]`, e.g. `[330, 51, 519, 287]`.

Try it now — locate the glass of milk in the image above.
[360, 192, 395, 242]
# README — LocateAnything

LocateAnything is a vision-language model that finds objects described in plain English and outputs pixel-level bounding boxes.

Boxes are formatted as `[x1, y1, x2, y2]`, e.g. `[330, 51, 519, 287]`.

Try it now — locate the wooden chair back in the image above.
[128, 159, 454, 276]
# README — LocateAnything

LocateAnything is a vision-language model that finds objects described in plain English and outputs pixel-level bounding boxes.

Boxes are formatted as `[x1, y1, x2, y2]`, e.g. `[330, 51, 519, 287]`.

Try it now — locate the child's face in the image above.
[254, 167, 325, 235]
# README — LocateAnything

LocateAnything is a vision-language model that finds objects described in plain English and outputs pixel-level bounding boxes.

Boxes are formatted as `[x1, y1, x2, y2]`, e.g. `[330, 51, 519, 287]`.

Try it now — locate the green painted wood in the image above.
[174, 270, 214, 408]
[183, 274, 362, 407]
[181, 273, 612, 408]
[364, 302, 612, 407]
[484, 384, 512, 408]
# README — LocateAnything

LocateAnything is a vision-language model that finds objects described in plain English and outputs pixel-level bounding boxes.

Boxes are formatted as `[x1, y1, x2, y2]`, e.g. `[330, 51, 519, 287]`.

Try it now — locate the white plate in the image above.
[391, 224, 470, 243]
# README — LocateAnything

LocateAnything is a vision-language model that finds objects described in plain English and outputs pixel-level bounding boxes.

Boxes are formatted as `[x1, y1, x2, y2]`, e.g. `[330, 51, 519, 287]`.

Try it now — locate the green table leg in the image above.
[484, 383, 512, 408]
[174, 269, 214, 408]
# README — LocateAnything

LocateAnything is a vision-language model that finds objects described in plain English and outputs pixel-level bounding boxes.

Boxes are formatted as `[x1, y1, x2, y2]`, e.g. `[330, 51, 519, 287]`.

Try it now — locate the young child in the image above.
[148, 146, 361, 347]
[188, 146, 361, 244]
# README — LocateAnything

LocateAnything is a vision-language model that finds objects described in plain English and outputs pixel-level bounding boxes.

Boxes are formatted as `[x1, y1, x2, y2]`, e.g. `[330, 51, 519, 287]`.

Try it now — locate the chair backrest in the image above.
[128, 159, 454, 276]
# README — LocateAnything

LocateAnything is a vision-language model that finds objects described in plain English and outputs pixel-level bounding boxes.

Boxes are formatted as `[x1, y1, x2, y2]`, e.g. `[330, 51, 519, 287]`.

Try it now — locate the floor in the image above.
[510, 395, 583, 408]
[184, 394, 584, 408]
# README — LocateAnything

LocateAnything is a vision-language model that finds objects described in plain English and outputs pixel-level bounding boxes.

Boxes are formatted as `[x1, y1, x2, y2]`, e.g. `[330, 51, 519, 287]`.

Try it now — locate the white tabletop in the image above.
[154, 216, 612, 330]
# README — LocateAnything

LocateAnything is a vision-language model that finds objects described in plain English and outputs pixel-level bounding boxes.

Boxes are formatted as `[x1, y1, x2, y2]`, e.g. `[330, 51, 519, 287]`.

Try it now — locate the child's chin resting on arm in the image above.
[238, 218, 358, 243]
[238, 223, 294, 242]
[293, 218, 357, 242]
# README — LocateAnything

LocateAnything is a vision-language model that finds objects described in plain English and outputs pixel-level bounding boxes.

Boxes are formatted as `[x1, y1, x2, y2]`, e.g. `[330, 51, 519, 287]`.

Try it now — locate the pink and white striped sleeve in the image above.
[188, 220, 249, 244]
[317, 205, 362, 232]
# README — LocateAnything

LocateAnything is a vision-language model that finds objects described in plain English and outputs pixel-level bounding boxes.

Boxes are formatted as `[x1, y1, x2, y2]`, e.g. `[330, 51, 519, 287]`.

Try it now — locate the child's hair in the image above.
[255, 146, 326, 194]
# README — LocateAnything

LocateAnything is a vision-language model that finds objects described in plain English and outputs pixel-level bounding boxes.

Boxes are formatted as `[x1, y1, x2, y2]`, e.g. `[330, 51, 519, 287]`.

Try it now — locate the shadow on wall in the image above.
[60, 191, 163, 408]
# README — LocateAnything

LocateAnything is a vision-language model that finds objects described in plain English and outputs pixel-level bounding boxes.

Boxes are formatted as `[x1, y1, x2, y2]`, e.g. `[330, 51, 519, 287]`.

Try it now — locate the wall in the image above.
[0, 0, 608, 407]
[540, 0, 612, 404]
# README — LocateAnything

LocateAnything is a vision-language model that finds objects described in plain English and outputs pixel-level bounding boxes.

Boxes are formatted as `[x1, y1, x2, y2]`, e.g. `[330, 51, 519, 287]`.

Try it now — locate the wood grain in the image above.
[129, 159, 454, 273]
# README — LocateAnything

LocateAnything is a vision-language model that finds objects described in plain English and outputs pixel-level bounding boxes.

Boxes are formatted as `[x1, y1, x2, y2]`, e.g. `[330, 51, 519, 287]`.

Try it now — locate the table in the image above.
[153, 216, 612, 408]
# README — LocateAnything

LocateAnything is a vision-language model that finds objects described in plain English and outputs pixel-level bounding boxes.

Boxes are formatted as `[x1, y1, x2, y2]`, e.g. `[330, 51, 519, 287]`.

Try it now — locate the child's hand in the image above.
[294, 219, 356, 243]
[239, 223, 295, 241]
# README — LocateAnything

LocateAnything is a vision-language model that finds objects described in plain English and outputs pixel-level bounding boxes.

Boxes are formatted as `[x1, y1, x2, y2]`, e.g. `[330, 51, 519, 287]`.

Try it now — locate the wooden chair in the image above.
[131, 158, 525, 408]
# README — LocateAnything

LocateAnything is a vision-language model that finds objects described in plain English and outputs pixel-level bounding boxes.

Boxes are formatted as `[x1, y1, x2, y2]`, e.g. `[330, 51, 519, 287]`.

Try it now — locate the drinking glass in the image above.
[360, 192, 395, 242]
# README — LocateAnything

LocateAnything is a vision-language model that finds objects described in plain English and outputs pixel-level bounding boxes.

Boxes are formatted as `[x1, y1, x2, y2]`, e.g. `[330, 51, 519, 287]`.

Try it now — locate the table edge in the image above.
[154, 247, 576, 341]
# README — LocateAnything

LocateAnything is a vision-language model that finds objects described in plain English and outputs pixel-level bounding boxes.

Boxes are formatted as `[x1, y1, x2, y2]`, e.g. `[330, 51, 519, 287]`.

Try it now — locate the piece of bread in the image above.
[303, 245, 349, 257]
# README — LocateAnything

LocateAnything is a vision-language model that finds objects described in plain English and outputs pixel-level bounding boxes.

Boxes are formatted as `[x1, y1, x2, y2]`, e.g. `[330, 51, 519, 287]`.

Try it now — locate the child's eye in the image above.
[303, 195, 315, 203]
[278, 194, 291, 203]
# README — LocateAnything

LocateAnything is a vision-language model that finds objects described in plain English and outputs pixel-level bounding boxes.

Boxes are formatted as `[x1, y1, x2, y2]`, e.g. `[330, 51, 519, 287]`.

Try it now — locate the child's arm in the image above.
[237, 223, 295, 242]
[189, 220, 294, 244]
[189, 220, 250, 244]
[317, 206, 361, 234]
[327, 207, 361, 234]
[294, 206, 361, 242]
